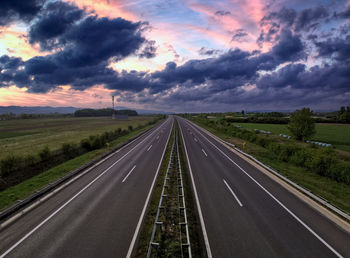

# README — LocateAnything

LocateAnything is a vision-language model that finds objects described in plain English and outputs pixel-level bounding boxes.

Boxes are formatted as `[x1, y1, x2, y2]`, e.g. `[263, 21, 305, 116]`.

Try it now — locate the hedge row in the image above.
[0, 116, 163, 190]
[195, 117, 350, 185]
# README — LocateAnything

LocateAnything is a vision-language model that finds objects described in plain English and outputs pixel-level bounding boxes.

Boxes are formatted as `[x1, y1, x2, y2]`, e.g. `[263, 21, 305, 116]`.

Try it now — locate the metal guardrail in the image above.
[176, 131, 192, 258]
[147, 129, 191, 258]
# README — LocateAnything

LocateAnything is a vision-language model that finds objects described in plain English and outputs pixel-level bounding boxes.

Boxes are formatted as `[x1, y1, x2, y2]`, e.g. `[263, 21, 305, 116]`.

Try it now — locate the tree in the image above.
[288, 108, 316, 141]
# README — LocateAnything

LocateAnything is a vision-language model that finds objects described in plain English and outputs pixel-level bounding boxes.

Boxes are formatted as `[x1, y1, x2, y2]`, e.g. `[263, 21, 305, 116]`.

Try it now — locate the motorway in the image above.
[1, 115, 350, 257]
[177, 116, 350, 258]
[0, 116, 173, 258]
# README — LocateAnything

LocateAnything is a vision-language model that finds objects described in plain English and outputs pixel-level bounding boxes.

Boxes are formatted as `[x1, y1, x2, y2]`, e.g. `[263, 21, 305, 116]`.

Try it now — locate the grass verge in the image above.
[192, 120, 350, 214]
[0, 125, 154, 212]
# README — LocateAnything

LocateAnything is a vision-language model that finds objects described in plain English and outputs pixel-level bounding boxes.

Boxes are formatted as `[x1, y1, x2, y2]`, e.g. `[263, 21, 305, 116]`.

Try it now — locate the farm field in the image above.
[231, 122, 350, 152]
[0, 116, 155, 160]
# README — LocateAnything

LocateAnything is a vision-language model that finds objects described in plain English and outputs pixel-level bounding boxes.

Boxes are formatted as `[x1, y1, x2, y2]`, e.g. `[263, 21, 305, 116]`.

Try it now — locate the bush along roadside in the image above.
[0, 116, 164, 191]
[191, 117, 350, 185]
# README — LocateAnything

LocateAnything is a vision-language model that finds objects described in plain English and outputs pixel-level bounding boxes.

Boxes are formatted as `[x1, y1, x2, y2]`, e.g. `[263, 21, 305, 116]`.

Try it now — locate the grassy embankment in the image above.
[0, 116, 154, 159]
[0, 116, 159, 211]
[230, 122, 350, 153]
[192, 118, 350, 214]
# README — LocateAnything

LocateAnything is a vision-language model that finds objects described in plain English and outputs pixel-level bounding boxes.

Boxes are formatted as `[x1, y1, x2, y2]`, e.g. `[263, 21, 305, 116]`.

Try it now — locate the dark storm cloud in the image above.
[231, 29, 248, 42]
[294, 5, 329, 31]
[1, 1, 348, 111]
[257, 61, 350, 93]
[315, 35, 350, 61]
[258, 5, 330, 45]
[198, 47, 221, 56]
[215, 10, 231, 16]
[0, 1, 152, 93]
[0, 0, 45, 26]
[28, 1, 86, 51]
[270, 29, 305, 61]
[339, 6, 350, 19]
[138, 40, 157, 58]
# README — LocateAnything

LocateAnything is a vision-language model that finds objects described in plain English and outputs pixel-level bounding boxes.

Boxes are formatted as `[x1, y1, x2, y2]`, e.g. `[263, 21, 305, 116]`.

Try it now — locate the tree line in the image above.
[74, 108, 138, 117]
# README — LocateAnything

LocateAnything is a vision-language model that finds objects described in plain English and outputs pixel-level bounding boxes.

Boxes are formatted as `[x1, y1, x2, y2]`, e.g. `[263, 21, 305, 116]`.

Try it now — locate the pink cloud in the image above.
[0, 85, 117, 109]
[230, 0, 264, 24]
[68, 0, 139, 21]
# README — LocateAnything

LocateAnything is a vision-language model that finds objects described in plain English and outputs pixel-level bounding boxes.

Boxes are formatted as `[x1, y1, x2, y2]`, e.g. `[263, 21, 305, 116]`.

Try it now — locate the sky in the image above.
[0, 0, 349, 112]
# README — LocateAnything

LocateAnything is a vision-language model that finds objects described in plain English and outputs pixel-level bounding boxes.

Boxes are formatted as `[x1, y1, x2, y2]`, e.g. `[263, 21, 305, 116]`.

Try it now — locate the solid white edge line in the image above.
[178, 118, 213, 258]
[122, 165, 137, 183]
[147, 145, 152, 152]
[126, 119, 173, 258]
[0, 118, 170, 258]
[201, 148, 208, 157]
[223, 179, 243, 207]
[184, 118, 343, 258]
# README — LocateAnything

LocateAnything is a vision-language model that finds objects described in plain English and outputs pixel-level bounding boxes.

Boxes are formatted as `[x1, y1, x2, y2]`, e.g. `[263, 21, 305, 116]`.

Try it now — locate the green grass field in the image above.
[231, 123, 350, 152]
[0, 124, 155, 211]
[0, 116, 155, 160]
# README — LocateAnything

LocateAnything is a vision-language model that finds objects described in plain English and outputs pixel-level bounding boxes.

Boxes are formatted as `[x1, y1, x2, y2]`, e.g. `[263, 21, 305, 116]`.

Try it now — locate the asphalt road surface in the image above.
[0, 116, 173, 258]
[177, 116, 350, 258]
[1, 115, 349, 258]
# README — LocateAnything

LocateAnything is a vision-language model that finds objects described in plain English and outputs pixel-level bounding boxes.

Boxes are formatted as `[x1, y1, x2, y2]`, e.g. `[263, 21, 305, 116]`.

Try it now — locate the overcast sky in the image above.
[0, 0, 349, 112]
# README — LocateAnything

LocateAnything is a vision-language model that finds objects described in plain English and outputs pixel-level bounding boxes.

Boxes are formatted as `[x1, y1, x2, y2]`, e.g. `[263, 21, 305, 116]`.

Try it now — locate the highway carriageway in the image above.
[1, 115, 350, 257]
[0, 116, 173, 258]
[177, 116, 350, 258]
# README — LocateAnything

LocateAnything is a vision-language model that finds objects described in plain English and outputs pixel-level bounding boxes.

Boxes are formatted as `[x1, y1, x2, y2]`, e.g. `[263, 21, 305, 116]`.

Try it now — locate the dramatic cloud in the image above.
[315, 35, 350, 61]
[215, 10, 231, 16]
[0, 1, 154, 93]
[198, 47, 221, 56]
[0, 0, 45, 26]
[231, 29, 248, 42]
[28, 1, 86, 51]
[0, 0, 349, 111]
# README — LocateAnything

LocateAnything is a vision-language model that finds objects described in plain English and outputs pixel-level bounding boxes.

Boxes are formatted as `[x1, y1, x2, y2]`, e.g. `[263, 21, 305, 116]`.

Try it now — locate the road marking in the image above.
[147, 145, 153, 152]
[223, 179, 243, 207]
[156, 135, 159, 139]
[194, 137, 198, 142]
[202, 148, 208, 157]
[179, 121, 213, 258]
[126, 119, 173, 258]
[0, 118, 170, 258]
[184, 118, 343, 258]
[122, 165, 137, 183]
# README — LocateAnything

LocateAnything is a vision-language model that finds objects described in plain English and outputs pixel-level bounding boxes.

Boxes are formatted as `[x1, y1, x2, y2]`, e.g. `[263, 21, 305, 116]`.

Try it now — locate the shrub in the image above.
[24, 154, 37, 167]
[0, 155, 20, 176]
[290, 149, 309, 166]
[90, 135, 102, 149]
[128, 125, 133, 132]
[39, 146, 51, 161]
[80, 138, 92, 151]
[62, 143, 77, 158]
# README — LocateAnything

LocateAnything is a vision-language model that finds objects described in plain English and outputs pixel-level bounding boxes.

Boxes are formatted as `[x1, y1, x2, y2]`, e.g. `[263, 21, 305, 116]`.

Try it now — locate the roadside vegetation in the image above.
[188, 113, 350, 214]
[0, 116, 164, 191]
[0, 117, 164, 211]
[0, 116, 154, 159]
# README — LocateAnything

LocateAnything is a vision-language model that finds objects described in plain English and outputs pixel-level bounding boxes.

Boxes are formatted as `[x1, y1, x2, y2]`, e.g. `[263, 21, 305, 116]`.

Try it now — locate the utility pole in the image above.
[112, 96, 115, 119]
